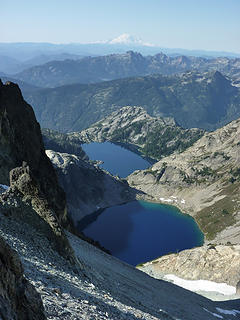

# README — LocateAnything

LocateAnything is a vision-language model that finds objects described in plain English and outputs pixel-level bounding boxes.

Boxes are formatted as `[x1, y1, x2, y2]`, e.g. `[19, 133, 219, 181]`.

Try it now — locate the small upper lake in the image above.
[82, 200, 204, 266]
[82, 141, 151, 177]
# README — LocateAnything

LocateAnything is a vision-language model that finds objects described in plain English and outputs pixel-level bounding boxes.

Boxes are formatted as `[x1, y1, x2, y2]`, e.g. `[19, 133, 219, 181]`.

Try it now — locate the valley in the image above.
[1, 39, 240, 319]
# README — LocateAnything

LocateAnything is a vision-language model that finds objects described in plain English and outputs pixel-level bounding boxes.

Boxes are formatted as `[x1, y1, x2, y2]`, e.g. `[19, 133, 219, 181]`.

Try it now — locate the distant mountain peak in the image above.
[107, 33, 155, 47]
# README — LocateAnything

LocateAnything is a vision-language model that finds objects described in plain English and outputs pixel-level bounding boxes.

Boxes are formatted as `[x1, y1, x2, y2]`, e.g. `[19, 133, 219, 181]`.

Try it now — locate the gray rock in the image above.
[69, 106, 203, 160]
[46, 150, 137, 223]
[0, 81, 68, 228]
[0, 235, 46, 320]
[138, 244, 240, 287]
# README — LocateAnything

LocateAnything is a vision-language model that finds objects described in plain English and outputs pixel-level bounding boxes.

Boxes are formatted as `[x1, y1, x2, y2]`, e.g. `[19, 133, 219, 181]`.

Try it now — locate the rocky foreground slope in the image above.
[0, 235, 46, 319]
[1, 190, 240, 320]
[71, 106, 204, 160]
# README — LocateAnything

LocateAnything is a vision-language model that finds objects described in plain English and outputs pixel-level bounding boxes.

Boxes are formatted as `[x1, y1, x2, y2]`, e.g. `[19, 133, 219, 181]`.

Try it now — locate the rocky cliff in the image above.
[0, 80, 77, 263]
[128, 117, 240, 242]
[46, 150, 137, 224]
[70, 106, 204, 160]
[0, 80, 67, 226]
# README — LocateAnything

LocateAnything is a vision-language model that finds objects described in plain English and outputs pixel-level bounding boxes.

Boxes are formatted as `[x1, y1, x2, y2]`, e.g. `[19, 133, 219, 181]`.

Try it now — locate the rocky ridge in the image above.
[0, 80, 67, 227]
[128, 117, 240, 242]
[70, 106, 204, 160]
[0, 80, 77, 262]
[46, 150, 136, 223]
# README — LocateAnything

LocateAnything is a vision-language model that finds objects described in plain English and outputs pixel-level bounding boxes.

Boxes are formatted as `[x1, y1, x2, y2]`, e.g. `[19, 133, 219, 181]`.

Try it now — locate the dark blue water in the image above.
[82, 141, 150, 177]
[83, 200, 204, 266]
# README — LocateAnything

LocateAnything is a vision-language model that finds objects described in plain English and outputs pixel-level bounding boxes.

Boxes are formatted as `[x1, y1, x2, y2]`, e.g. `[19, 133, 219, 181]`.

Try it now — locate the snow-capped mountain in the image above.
[106, 33, 155, 47]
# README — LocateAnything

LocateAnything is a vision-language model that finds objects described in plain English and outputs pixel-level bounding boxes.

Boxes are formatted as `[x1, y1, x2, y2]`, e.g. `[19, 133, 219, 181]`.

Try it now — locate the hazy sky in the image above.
[1, 0, 240, 52]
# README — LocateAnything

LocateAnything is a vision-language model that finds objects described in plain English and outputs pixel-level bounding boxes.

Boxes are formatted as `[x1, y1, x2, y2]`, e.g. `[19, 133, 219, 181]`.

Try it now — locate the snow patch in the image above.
[159, 196, 186, 205]
[159, 197, 173, 203]
[164, 274, 236, 295]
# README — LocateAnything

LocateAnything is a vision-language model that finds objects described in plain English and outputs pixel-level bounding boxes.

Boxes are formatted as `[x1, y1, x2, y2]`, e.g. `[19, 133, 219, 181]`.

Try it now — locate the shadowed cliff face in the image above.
[0, 235, 46, 320]
[0, 80, 67, 226]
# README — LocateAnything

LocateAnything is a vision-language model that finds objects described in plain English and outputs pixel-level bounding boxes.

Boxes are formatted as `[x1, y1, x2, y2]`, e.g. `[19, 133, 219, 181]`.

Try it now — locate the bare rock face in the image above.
[0, 80, 67, 227]
[0, 235, 46, 320]
[8, 163, 76, 263]
[138, 244, 240, 287]
[0, 80, 76, 262]
[46, 150, 136, 223]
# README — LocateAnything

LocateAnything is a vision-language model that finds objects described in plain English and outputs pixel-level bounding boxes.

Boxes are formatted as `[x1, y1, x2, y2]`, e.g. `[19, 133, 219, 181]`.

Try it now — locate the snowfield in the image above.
[164, 274, 236, 296]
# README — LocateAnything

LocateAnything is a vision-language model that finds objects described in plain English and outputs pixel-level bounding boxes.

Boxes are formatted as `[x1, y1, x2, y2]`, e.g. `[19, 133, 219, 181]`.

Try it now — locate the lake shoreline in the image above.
[81, 198, 204, 266]
[135, 192, 206, 246]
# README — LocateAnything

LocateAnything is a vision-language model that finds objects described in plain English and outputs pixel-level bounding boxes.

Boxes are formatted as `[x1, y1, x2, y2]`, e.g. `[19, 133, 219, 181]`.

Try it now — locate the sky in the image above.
[1, 0, 240, 53]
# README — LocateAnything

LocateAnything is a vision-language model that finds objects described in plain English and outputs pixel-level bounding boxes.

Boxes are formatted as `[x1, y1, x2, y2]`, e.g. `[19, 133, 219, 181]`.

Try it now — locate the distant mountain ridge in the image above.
[1, 40, 240, 63]
[0, 53, 85, 75]
[14, 51, 240, 88]
[22, 70, 240, 132]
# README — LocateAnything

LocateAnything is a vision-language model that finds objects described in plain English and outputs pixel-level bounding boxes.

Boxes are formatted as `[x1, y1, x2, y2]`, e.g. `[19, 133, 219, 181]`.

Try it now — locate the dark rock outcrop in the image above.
[0, 80, 77, 262]
[6, 163, 76, 263]
[0, 235, 46, 320]
[0, 80, 67, 226]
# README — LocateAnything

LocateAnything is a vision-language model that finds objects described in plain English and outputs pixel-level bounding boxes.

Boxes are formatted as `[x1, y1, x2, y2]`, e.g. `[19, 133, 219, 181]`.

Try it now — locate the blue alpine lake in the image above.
[82, 141, 151, 177]
[82, 200, 204, 266]
[81, 141, 204, 266]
